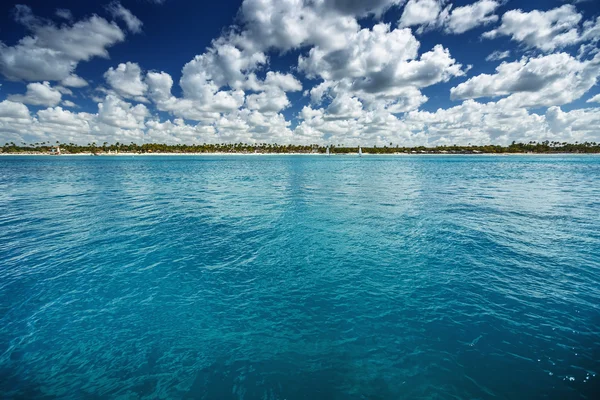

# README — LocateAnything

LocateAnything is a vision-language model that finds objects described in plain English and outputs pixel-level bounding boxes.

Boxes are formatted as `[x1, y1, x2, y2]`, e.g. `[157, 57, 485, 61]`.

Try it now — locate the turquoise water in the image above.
[1, 155, 599, 399]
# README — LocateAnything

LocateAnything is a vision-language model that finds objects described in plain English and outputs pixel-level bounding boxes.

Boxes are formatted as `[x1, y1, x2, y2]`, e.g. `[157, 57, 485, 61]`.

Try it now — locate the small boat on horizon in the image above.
[326, 146, 330, 156]
[358, 146, 362, 157]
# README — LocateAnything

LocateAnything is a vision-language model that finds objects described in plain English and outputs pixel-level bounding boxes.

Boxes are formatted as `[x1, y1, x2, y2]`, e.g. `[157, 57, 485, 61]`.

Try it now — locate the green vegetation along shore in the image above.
[2, 141, 600, 154]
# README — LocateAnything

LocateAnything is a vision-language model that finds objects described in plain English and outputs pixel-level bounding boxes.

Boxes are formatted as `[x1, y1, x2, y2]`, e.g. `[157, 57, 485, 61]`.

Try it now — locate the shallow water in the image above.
[1, 155, 599, 399]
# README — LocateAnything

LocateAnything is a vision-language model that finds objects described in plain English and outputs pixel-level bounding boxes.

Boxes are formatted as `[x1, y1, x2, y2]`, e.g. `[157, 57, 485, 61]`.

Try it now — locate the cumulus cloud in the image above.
[0, 5, 130, 82]
[398, 0, 499, 34]
[299, 23, 463, 114]
[97, 94, 148, 129]
[399, 0, 449, 33]
[234, 0, 360, 53]
[0, 100, 33, 140]
[104, 62, 148, 101]
[0, 96, 154, 145]
[38, 106, 91, 132]
[587, 94, 600, 103]
[7, 81, 62, 106]
[146, 40, 302, 118]
[137, 0, 459, 137]
[444, 0, 500, 34]
[450, 53, 600, 108]
[145, 118, 218, 144]
[2, 96, 600, 147]
[61, 74, 88, 88]
[0, 100, 31, 120]
[545, 106, 600, 139]
[260, 71, 302, 92]
[293, 98, 600, 147]
[243, 72, 302, 113]
[216, 109, 294, 143]
[146, 71, 221, 122]
[581, 16, 600, 44]
[299, 24, 420, 82]
[245, 88, 292, 113]
[180, 43, 266, 94]
[404, 100, 549, 144]
[295, 103, 412, 145]
[244, 67, 302, 113]
[483, 5, 600, 52]
[145, 71, 174, 103]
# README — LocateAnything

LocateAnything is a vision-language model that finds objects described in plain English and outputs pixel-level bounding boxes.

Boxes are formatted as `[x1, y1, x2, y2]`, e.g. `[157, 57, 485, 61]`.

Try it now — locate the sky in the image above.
[0, 0, 599, 146]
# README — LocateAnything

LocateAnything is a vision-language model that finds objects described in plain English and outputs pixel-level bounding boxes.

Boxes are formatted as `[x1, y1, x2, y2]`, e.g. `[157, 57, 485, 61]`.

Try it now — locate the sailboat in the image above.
[326, 146, 330, 156]
[358, 146, 362, 157]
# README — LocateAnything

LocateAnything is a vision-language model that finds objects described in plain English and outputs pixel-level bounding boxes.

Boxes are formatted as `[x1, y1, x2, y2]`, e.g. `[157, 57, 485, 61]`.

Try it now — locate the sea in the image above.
[0, 155, 599, 399]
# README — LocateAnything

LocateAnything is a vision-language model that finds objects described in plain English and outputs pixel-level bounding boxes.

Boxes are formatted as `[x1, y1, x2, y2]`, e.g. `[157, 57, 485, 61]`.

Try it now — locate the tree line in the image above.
[2, 140, 600, 154]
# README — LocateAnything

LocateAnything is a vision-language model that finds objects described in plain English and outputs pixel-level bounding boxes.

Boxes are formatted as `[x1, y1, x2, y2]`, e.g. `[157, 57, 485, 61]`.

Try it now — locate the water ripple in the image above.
[0, 155, 599, 398]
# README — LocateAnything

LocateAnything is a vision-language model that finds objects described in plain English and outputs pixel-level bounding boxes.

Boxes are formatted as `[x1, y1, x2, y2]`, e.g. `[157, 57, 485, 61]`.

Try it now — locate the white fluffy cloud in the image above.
[258, 71, 302, 92]
[294, 98, 600, 147]
[398, 0, 499, 34]
[299, 23, 463, 114]
[234, 0, 361, 53]
[483, 5, 600, 52]
[404, 100, 550, 145]
[444, 0, 499, 34]
[7, 82, 62, 106]
[145, 118, 218, 144]
[146, 71, 219, 122]
[545, 106, 600, 139]
[136, 0, 460, 140]
[38, 106, 91, 133]
[145, 71, 173, 102]
[61, 74, 88, 88]
[300, 24, 420, 82]
[399, 0, 448, 33]
[245, 89, 290, 113]
[180, 43, 266, 94]
[451, 53, 600, 108]
[2, 95, 600, 147]
[0, 101, 34, 140]
[104, 62, 148, 101]
[0, 100, 31, 120]
[97, 95, 148, 129]
[0, 4, 138, 82]
[146, 42, 302, 118]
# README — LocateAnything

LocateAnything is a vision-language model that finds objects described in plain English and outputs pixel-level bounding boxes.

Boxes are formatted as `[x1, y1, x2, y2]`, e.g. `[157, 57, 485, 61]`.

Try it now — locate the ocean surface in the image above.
[0, 155, 599, 399]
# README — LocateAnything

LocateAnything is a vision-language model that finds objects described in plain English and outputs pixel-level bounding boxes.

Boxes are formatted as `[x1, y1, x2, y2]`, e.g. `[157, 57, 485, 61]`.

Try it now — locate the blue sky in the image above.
[0, 0, 599, 146]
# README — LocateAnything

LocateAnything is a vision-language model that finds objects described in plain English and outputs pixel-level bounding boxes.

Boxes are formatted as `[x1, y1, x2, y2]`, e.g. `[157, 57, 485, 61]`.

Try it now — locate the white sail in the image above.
[358, 146, 362, 157]
[326, 146, 330, 156]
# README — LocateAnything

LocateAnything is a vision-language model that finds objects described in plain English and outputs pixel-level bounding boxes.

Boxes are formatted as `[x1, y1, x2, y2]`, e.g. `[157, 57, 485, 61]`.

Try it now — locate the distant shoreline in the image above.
[4, 141, 599, 156]
[2, 152, 598, 156]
